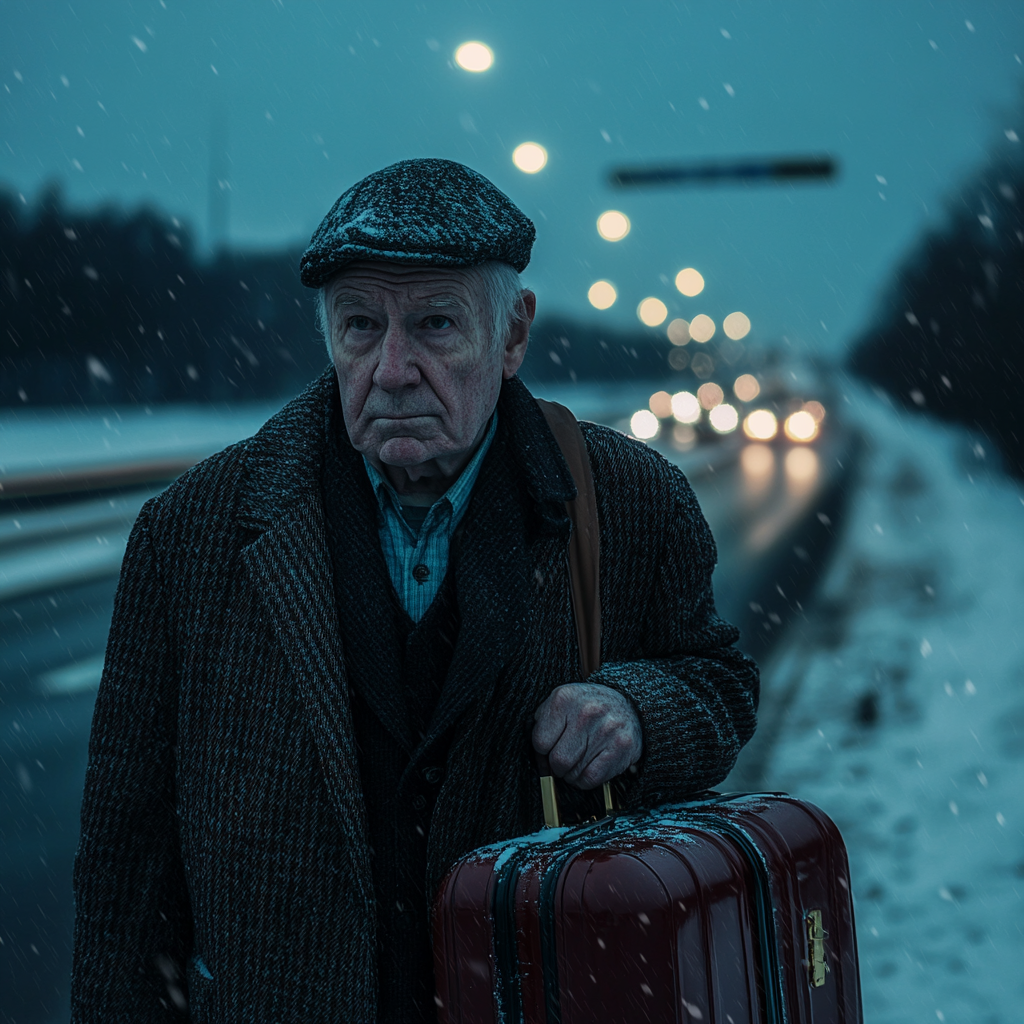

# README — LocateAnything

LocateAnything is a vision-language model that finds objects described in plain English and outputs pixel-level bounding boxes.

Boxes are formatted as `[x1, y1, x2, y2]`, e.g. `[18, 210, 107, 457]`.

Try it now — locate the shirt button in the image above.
[422, 766, 443, 785]
[411, 794, 427, 811]
[412, 564, 431, 583]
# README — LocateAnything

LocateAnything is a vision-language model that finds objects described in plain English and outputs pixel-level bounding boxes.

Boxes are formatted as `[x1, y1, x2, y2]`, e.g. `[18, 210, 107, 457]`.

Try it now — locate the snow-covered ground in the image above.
[742, 385, 1024, 1022]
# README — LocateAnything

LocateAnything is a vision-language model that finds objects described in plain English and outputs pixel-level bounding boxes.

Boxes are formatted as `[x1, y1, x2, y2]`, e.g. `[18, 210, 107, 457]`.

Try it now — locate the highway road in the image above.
[0, 393, 855, 1023]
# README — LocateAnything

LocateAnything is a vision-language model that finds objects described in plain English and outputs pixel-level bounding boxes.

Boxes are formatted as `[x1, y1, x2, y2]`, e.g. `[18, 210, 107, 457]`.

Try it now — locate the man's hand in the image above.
[532, 683, 643, 790]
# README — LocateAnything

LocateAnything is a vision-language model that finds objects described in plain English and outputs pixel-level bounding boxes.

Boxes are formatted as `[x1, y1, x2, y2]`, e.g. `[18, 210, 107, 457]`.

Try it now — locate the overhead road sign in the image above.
[609, 155, 837, 189]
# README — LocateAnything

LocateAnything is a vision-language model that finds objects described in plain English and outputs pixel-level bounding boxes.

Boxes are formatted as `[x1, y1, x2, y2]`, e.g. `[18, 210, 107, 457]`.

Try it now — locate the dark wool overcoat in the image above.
[71, 369, 759, 1023]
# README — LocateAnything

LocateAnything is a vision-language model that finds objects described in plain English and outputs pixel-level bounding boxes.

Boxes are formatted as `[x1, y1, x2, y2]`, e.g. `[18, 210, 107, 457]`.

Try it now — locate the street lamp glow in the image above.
[689, 314, 716, 343]
[637, 297, 668, 326]
[675, 267, 705, 296]
[454, 41, 494, 72]
[597, 210, 630, 241]
[709, 403, 739, 433]
[649, 390, 673, 418]
[733, 373, 761, 402]
[697, 382, 725, 409]
[667, 318, 690, 345]
[512, 142, 547, 173]
[784, 410, 819, 442]
[723, 311, 751, 340]
[671, 390, 701, 423]
[743, 409, 778, 440]
[630, 409, 660, 440]
[587, 280, 617, 309]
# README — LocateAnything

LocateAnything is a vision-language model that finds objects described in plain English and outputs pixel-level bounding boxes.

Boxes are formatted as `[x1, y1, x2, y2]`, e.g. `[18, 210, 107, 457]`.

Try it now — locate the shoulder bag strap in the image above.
[535, 398, 601, 678]
[535, 399, 612, 825]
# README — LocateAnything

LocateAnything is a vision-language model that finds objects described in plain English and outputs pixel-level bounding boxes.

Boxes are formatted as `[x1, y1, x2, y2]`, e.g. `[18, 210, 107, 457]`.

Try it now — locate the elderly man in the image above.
[72, 159, 758, 1022]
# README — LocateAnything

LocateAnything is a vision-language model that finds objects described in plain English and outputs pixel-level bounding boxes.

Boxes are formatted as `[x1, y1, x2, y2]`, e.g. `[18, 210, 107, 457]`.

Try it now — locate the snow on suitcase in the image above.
[432, 791, 862, 1024]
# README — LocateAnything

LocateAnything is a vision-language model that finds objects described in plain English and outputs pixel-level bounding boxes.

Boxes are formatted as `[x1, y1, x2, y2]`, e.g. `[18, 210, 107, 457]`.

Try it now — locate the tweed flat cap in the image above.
[300, 158, 536, 287]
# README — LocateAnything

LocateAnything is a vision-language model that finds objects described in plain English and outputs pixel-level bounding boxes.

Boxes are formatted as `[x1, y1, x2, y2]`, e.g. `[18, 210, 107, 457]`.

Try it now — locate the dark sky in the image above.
[3, 1, 1022, 354]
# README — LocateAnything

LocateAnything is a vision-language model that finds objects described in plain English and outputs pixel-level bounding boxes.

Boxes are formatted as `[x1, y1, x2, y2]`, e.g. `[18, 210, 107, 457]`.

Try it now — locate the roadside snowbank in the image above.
[754, 386, 1024, 1022]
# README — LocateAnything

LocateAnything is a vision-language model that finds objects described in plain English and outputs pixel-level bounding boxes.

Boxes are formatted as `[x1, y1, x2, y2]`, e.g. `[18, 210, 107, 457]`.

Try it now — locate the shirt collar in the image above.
[362, 412, 498, 527]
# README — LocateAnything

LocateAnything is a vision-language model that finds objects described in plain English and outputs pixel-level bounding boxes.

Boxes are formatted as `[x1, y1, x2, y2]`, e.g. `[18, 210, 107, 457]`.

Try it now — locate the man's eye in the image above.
[424, 315, 453, 330]
[348, 315, 375, 331]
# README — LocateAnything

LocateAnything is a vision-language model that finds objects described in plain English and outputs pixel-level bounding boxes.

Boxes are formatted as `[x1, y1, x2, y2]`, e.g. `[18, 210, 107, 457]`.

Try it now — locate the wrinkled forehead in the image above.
[325, 260, 484, 312]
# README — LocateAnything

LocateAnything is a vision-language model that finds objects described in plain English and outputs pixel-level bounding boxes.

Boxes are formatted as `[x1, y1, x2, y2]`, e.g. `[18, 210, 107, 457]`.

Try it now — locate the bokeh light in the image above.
[743, 409, 778, 440]
[649, 390, 673, 418]
[671, 390, 701, 423]
[690, 352, 714, 378]
[785, 446, 819, 482]
[804, 400, 826, 423]
[668, 348, 689, 371]
[673, 423, 697, 450]
[689, 314, 716, 342]
[733, 373, 761, 402]
[512, 142, 547, 173]
[697, 382, 724, 409]
[587, 280, 617, 309]
[637, 297, 668, 326]
[741, 444, 775, 477]
[784, 409, 819, 442]
[723, 311, 751, 340]
[597, 210, 630, 241]
[667, 318, 690, 345]
[630, 409, 660, 440]
[454, 41, 493, 71]
[709, 403, 739, 433]
[675, 268, 705, 296]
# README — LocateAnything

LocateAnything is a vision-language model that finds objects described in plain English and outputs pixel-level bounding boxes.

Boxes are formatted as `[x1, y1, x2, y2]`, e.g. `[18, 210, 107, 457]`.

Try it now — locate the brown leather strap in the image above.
[536, 399, 601, 679]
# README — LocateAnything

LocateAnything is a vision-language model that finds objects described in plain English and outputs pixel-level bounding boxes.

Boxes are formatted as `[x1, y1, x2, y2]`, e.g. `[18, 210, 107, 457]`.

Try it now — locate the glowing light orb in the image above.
[671, 390, 701, 423]
[649, 390, 673, 418]
[733, 373, 761, 402]
[512, 142, 547, 173]
[454, 41, 494, 72]
[587, 280, 617, 309]
[697, 381, 724, 410]
[630, 409, 660, 440]
[743, 409, 778, 441]
[784, 410, 819, 442]
[637, 297, 668, 326]
[709, 403, 739, 433]
[723, 311, 751, 340]
[689, 314, 716, 343]
[675, 268, 705, 296]
[597, 210, 630, 241]
[803, 400, 826, 423]
[667, 318, 690, 345]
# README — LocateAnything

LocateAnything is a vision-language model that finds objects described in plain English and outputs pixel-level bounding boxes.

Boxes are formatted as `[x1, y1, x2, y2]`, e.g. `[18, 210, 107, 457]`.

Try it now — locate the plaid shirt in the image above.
[362, 415, 498, 622]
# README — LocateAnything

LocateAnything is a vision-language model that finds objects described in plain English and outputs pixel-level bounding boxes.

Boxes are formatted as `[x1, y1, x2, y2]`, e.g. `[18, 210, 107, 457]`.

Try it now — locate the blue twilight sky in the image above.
[2, 1, 1022, 355]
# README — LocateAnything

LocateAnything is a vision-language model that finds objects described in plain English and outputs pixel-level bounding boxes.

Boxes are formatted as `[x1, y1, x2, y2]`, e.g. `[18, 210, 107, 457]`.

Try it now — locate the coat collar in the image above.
[236, 368, 577, 535]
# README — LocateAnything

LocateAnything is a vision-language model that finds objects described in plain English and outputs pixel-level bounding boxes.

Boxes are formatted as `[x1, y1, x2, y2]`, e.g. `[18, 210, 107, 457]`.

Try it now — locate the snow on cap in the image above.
[300, 158, 536, 287]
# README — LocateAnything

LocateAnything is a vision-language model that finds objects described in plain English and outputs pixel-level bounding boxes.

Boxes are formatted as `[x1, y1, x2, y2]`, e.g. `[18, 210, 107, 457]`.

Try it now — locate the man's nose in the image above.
[372, 322, 421, 392]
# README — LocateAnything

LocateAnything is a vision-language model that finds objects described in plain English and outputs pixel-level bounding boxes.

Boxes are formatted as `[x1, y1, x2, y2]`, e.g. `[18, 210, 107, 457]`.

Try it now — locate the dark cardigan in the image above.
[71, 369, 759, 1022]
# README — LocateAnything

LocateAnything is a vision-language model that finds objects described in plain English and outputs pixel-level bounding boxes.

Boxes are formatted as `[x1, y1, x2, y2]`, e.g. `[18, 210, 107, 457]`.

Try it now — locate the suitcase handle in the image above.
[536, 752, 614, 828]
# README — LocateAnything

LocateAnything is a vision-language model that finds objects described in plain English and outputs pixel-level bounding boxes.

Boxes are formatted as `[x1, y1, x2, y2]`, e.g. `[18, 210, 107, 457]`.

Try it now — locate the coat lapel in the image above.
[236, 371, 373, 890]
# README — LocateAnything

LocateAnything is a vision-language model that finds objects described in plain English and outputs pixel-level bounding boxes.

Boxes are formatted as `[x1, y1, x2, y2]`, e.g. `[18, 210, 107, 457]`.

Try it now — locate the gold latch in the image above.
[806, 909, 828, 987]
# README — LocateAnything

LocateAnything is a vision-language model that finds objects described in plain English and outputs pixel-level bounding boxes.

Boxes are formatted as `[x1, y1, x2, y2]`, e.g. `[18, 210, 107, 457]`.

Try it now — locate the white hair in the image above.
[316, 261, 528, 357]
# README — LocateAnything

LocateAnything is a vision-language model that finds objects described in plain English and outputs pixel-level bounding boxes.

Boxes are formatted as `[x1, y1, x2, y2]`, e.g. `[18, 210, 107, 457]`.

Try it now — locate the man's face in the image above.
[325, 261, 533, 489]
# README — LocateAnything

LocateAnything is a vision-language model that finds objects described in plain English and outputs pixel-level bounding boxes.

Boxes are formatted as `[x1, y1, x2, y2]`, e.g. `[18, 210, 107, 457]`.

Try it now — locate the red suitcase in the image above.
[432, 791, 863, 1023]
